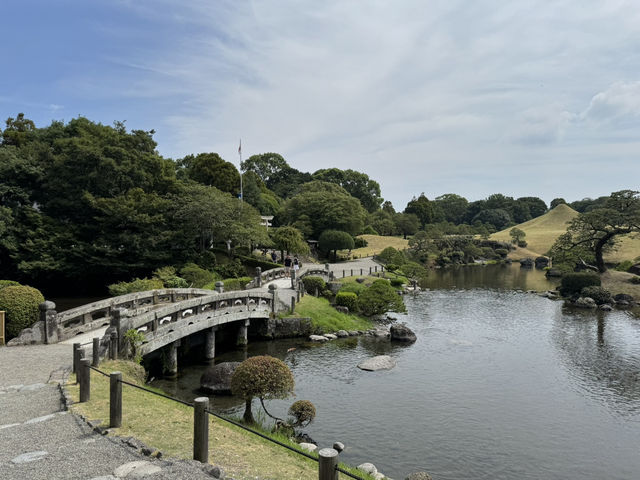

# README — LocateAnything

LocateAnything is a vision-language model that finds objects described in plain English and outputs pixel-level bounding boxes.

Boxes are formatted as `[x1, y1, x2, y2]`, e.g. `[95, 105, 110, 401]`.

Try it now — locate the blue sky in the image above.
[2, 0, 640, 210]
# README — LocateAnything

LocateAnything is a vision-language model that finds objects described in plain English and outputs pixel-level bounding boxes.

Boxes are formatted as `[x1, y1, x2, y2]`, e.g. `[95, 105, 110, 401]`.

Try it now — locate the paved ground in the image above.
[0, 344, 222, 480]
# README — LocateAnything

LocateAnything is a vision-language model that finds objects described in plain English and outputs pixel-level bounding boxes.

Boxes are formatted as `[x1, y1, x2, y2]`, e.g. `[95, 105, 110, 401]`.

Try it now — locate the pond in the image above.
[152, 265, 640, 480]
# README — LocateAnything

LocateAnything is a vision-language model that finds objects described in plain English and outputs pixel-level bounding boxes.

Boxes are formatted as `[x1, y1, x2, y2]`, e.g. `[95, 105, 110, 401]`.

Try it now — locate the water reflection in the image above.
[552, 307, 640, 416]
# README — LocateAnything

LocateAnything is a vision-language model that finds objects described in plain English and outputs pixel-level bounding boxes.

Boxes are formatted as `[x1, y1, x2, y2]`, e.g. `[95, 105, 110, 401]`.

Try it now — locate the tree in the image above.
[230, 355, 295, 424]
[433, 194, 469, 224]
[179, 152, 240, 195]
[404, 193, 435, 228]
[1, 113, 36, 147]
[550, 198, 567, 209]
[550, 190, 640, 272]
[278, 181, 367, 237]
[272, 226, 309, 260]
[472, 208, 512, 231]
[318, 230, 354, 261]
[509, 227, 526, 244]
[394, 213, 419, 239]
[368, 210, 396, 236]
[240, 152, 289, 186]
[312, 168, 383, 212]
[358, 279, 406, 316]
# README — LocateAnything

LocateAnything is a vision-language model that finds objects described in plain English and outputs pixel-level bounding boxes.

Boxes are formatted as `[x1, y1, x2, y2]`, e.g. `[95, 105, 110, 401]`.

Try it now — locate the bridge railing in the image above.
[55, 288, 214, 341]
[247, 264, 332, 288]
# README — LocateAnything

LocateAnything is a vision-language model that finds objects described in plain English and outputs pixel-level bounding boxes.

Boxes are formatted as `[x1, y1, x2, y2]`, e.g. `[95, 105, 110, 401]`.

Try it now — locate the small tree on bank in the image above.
[318, 230, 354, 261]
[509, 227, 526, 245]
[230, 355, 295, 424]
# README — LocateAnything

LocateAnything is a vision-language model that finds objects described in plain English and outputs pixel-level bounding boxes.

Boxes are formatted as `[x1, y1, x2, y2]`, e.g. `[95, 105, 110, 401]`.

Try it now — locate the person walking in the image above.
[293, 256, 300, 272]
[284, 255, 292, 278]
[271, 250, 277, 263]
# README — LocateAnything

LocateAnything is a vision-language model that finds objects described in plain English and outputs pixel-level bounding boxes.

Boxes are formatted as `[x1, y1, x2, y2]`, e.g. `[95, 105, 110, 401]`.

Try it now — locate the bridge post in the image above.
[237, 319, 249, 346]
[360, 268, 363, 276]
[215, 281, 224, 293]
[255, 267, 262, 287]
[164, 340, 179, 377]
[342, 270, 345, 278]
[40, 301, 58, 344]
[369, 266, 372, 274]
[297, 290, 300, 302]
[290, 297, 295, 314]
[109, 331, 118, 360]
[290, 269, 296, 290]
[205, 326, 217, 361]
[325, 263, 330, 272]
[269, 284, 278, 313]
[351, 269, 353, 276]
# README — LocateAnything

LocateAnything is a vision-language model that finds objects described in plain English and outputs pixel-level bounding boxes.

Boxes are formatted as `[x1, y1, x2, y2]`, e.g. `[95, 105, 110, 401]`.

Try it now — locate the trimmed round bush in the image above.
[180, 263, 215, 288]
[495, 248, 509, 258]
[338, 282, 367, 297]
[559, 272, 601, 297]
[222, 276, 252, 291]
[302, 276, 326, 295]
[0, 285, 45, 339]
[0, 280, 21, 290]
[288, 400, 316, 427]
[336, 291, 358, 312]
[390, 277, 404, 287]
[581, 286, 612, 305]
[359, 279, 406, 316]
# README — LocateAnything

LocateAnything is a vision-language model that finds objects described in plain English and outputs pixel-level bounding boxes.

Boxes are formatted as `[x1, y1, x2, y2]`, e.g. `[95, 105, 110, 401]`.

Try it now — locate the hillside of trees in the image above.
[4, 113, 635, 294]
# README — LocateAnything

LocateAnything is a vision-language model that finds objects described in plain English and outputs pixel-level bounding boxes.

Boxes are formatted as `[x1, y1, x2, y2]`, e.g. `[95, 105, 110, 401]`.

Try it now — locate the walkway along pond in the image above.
[153, 265, 640, 480]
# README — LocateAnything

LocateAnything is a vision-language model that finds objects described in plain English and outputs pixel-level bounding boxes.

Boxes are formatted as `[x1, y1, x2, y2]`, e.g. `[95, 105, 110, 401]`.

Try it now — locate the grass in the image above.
[345, 234, 409, 258]
[285, 294, 372, 333]
[601, 270, 640, 299]
[491, 203, 640, 263]
[68, 360, 374, 480]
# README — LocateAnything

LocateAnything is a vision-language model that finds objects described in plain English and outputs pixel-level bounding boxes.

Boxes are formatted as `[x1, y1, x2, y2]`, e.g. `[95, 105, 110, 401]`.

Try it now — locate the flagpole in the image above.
[238, 138, 243, 204]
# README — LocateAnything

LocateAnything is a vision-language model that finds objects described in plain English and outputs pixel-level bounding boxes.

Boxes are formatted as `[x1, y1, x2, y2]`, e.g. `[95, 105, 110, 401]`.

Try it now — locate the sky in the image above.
[2, 0, 640, 210]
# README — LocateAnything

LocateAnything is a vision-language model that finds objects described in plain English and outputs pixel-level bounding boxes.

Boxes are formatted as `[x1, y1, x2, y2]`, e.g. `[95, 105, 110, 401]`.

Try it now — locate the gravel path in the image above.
[0, 345, 222, 480]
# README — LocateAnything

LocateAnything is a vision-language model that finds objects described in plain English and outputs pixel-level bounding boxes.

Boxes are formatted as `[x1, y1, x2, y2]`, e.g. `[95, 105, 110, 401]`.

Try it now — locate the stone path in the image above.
[0, 344, 221, 480]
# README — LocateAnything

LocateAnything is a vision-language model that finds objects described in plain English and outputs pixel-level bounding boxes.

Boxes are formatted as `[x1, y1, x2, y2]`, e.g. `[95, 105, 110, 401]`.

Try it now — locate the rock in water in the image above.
[390, 323, 417, 343]
[200, 362, 241, 394]
[357, 356, 397, 371]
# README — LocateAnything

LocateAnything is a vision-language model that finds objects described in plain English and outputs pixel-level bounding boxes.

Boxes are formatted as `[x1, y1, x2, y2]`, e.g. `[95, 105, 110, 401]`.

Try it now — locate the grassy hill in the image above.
[491, 204, 578, 256]
[349, 234, 409, 257]
[491, 203, 640, 263]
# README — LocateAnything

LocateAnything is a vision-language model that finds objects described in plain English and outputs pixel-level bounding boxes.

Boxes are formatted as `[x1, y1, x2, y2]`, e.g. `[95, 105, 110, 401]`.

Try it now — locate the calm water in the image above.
[153, 265, 640, 480]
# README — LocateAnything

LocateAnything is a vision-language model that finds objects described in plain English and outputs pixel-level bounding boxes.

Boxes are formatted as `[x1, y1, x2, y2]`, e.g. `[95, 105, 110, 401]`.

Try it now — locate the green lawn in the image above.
[285, 295, 372, 333]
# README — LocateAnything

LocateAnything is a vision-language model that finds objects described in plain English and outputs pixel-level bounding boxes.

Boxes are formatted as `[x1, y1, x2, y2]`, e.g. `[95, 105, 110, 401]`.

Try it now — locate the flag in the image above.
[238, 139, 242, 155]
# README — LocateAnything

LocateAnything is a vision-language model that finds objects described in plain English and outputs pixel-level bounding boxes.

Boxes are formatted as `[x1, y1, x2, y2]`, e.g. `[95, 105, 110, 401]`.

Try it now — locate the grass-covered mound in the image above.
[286, 295, 372, 333]
[348, 234, 409, 258]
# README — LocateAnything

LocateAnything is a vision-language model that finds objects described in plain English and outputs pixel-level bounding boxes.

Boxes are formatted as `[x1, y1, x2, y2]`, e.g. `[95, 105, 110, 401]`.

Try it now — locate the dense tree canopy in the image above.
[179, 152, 240, 195]
[312, 167, 383, 212]
[551, 190, 640, 272]
[404, 193, 435, 228]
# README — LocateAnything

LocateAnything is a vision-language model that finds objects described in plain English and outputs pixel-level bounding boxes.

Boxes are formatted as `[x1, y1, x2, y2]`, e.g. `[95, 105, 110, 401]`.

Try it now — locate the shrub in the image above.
[180, 263, 215, 288]
[214, 258, 247, 279]
[302, 276, 326, 295]
[223, 277, 252, 291]
[0, 285, 45, 339]
[152, 266, 188, 288]
[630, 276, 640, 285]
[615, 260, 633, 272]
[288, 400, 316, 428]
[353, 237, 368, 249]
[0, 280, 21, 290]
[358, 279, 406, 316]
[231, 355, 295, 424]
[495, 248, 509, 258]
[580, 286, 612, 305]
[377, 247, 405, 265]
[517, 240, 528, 248]
[108, 278, 163, 296]
[559, 272, 601, 297]
[335, 292, 358, 312]
[390, 277, 404, 287]
[338, 282, 367, 296]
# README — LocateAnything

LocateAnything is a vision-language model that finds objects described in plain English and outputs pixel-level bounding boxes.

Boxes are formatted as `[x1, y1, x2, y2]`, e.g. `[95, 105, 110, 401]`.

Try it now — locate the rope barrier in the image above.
[85, 365, 367, 479]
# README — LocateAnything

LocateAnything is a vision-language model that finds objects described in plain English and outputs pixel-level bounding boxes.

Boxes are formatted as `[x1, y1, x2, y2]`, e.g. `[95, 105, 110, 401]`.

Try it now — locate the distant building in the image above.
[260, 216, 274, 229]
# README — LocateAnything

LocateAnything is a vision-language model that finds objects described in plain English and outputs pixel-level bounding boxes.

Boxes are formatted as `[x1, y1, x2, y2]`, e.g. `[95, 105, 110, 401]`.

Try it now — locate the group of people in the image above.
[269, 250, 300, 278]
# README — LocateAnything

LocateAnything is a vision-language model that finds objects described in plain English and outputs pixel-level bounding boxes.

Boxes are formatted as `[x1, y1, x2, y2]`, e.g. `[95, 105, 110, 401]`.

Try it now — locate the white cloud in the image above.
[582, 81, 640, 123]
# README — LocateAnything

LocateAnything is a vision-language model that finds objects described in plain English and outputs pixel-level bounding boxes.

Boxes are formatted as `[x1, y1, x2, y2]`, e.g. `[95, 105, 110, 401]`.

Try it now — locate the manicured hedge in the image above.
[301, 276, 326, 295]
[559, 272, 601, 297]
[335, 292, 358, 312]
[580, 286, 612, 305]
[0, 285, 45, 339]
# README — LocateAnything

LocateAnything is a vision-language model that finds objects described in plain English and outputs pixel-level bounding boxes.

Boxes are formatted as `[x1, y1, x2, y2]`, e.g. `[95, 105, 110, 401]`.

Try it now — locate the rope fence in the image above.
[78, 358, 367, 480]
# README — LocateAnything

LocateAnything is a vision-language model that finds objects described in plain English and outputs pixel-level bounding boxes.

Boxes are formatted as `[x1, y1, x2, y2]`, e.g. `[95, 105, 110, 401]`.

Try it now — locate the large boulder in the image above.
[574, 297, 597, 309]
[629, 263, 640, 276]
[200, 362, 241, 394]
[390, 323, 417, 343]
[614, 293, 635, 304]
[535, 256, 549, 269]
[357, 356, 397, 371]
[519, 258, 533, 268]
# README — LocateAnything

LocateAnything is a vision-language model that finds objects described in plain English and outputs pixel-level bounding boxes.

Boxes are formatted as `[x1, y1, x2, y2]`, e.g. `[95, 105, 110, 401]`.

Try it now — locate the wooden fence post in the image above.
[318, 448, 339, 480]
[73, 343, 81, 375]
[110, 331, 118, 360]
[290, 297, 295, 314]
[79, 358, 91, 403]
[92, 337, 100, 367]
[110, 372, 122, 428]
[0, 311, 5, 346]
[193, 397, 209, 463]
